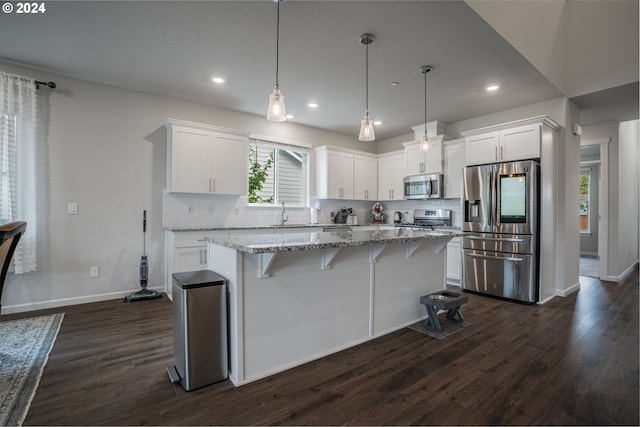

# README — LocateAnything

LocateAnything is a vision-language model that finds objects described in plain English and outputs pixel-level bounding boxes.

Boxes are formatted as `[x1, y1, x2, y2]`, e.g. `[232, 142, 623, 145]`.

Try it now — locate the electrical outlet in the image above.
[187, 205, 194, 214]
[68, 202, 78, 214]
[89, 266, 99, 278]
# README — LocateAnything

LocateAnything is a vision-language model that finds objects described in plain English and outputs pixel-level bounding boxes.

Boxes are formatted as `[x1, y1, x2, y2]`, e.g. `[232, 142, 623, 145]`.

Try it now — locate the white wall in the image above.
[582, 119, 639, 280]
[0, 61, 366, 314]
[615, 120, 639, 275]
[555, 99, 581, 294]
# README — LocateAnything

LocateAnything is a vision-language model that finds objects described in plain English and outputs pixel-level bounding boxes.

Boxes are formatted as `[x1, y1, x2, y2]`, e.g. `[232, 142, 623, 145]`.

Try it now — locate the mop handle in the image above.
[142, 210, 147, 254]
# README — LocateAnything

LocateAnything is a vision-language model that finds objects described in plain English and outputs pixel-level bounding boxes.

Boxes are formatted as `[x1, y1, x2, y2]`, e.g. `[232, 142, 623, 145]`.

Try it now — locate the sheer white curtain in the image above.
[0, 72, 38, 273]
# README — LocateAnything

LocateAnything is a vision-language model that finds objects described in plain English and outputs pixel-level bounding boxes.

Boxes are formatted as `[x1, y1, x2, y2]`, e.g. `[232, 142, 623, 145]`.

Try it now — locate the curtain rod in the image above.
[34, 80, 56, 89]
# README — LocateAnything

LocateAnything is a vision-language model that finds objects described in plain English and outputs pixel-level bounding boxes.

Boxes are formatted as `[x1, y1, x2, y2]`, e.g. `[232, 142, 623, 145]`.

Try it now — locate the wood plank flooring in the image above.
[4, 269, 637, 425]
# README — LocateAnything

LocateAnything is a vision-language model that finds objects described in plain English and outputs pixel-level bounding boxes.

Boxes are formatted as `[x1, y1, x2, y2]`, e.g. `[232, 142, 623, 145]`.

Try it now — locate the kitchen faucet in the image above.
[280, 201, 288, 226]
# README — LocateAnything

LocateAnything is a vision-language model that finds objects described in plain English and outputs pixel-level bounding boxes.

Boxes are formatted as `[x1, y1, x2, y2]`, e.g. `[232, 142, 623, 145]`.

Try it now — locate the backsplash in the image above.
[163, 191, 462, 229]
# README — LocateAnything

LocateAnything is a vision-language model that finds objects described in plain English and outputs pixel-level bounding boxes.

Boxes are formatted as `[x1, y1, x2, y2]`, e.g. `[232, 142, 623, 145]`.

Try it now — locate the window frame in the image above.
[579, 167, 591, 235]
[247, 136, 311, 208]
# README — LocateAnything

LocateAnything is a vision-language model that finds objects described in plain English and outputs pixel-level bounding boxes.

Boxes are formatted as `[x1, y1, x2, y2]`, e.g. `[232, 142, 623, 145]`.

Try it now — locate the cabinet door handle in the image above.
[389, 189, 392, 199]
[501, 145, 504, 159]
[495, 146, 498, 161]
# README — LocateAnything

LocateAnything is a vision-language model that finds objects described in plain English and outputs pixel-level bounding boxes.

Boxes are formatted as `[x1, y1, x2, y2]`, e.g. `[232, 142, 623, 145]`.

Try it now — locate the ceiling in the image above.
[0, 1, 636, 140]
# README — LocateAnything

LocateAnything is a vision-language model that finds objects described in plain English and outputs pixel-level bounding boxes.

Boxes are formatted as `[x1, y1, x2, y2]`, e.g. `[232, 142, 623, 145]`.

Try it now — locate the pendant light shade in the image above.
[419, 65, 432, 153]
[267, 85, 286, 122]
[358, 33, 375, 141]
[266, 0, 287, 122]
[359, 111, 375, 141]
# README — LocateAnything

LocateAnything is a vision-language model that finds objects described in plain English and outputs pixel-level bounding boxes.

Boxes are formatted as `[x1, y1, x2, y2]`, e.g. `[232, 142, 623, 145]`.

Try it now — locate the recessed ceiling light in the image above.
[486, 84, 500, 92]
[390, 82, 399, 87]
[374, 121, 382, 125]
[307, 103, 319, 108]
[286, 114, 294, 119]
[211, 76, 226, 84]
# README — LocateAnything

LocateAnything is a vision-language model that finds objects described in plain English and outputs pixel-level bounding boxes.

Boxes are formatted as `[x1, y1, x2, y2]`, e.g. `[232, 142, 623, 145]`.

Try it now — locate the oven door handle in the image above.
[465, 236, 524, 243]
[466, 252, 524, 262]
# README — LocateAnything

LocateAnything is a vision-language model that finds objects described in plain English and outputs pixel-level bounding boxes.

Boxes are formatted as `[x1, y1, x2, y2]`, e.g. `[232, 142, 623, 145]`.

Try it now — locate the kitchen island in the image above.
[205, 226, 463, 386]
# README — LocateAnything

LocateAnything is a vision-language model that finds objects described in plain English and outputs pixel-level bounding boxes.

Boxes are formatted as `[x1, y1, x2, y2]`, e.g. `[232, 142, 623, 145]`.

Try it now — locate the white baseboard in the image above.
[556, 282, 580, 297]
[537, 294, 557, 305]
[1, 286, 165, 315]
[579, 252, 598, 259]
[602, 261, 639, 283]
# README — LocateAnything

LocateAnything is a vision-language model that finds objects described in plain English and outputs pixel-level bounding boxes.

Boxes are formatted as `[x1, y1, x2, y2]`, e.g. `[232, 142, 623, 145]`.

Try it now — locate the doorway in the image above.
[579, 144, 601, 278]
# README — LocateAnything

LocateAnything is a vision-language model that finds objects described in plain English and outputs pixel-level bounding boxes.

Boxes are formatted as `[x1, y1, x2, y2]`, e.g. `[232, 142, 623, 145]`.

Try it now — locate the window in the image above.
[0, 114, 16, 223]
[0, 72, 40, 273]
[579, 168, 591, 233]
[248, 139, 309, 207]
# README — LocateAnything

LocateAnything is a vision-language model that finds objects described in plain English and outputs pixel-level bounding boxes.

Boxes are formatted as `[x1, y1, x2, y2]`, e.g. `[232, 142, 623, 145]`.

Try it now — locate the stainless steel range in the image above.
[396, 209, 452, 229]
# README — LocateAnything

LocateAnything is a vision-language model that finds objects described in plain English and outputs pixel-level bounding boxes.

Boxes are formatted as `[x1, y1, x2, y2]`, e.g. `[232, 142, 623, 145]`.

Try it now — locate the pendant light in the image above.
[266, 0, 287, 122]
[358, 33, 375, 141]
[419, 65, 433, 152]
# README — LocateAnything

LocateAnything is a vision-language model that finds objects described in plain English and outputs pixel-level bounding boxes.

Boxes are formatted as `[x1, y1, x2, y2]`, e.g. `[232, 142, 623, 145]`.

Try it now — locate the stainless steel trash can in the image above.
[168, 270, 228, 391]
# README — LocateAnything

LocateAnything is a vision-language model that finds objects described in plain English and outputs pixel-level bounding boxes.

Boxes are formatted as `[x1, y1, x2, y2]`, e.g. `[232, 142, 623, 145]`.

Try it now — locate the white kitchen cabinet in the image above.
[465, 124, 540, 166]
[446, 237, 462, 286]
[354, 154, 378, 201]
[403, 137, 444, 175]
[166, 119, 249, 194]
[165, 230, 217, 299]
[443, 138, 465, 199]
[377, 151, 405, 201]
[315, 146, 355, 199]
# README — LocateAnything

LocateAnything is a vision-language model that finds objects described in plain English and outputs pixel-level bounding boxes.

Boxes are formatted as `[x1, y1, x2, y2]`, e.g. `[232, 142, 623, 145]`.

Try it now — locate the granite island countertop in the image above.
[204, 226, 464, 254]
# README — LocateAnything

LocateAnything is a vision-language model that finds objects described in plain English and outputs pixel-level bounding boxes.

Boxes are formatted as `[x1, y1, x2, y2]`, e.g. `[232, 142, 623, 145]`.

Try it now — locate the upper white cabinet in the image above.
[464, 123, 541, 166]
[315, 146, 355, 199]
[166, 119, 249, 194]
[403, 138, 444, 175]
[316, 146, 379, 200]
[354, 154, 378, 201]
[377, 151, 405, 201]
[443, 138, 466, 199]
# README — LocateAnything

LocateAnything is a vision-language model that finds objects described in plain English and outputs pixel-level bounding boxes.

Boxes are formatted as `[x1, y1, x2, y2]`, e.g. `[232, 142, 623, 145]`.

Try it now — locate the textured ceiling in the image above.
[0, 1, 633, 139]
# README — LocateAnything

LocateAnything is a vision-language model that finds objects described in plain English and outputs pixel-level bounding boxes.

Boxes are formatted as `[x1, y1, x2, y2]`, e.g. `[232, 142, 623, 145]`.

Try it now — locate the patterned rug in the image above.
[0, 313, 64, 426]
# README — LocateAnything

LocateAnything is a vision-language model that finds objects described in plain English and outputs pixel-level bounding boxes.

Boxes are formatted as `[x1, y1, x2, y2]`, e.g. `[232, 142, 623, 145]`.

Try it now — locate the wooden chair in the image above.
[0, 221, 27, 311]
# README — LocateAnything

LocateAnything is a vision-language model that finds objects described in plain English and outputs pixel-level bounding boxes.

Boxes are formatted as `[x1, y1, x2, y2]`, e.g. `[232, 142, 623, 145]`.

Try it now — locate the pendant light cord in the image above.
[365, 41, 369, 112]
[275, 0, 280, 87]
[424, 68, 427, 136]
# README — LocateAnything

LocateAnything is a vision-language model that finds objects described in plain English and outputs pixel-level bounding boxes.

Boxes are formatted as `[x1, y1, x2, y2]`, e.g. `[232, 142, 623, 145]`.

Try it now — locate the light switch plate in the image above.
[68, 202, 78, 214]
[89, 266, 99, 278]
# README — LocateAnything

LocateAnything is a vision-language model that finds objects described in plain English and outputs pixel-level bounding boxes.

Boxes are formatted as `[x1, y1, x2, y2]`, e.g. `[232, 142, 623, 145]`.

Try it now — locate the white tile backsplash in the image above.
[163, 191, 462, 228]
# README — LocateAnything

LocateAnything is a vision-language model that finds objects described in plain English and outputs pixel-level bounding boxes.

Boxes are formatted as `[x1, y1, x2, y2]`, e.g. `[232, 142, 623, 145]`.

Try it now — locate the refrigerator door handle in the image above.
[467, 252, 524, 262]
[466, 236, 525, 243]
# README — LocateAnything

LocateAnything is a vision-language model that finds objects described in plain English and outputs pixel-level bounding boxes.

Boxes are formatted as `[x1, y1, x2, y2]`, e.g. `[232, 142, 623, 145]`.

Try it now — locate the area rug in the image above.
[407, 316, 471, 340]
[0, 313, 64, 426]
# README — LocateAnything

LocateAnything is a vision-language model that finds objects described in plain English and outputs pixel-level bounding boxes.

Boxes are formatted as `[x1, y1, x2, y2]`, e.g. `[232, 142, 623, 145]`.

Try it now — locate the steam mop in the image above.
[124, 210, 162, 302]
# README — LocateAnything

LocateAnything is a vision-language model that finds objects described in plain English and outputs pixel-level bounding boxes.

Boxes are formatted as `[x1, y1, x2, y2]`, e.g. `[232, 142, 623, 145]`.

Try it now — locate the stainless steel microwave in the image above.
[403, 173, 444, 199]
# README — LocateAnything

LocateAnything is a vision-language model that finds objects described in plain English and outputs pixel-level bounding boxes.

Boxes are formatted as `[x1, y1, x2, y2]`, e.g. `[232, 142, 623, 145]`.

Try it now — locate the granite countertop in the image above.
[168, 223, 343, 232]
[204, 226, 464, 254]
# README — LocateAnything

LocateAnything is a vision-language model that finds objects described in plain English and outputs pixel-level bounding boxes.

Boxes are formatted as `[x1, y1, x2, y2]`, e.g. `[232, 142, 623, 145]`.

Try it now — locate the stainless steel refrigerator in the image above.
[462, 160, 539, 303]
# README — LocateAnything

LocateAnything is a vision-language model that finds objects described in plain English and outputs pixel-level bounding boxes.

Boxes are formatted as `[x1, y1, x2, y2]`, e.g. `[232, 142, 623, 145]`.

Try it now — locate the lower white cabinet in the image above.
[446, 237, 462, 286]
[174, 246, 207, 273]
[165, 231, 215, 299]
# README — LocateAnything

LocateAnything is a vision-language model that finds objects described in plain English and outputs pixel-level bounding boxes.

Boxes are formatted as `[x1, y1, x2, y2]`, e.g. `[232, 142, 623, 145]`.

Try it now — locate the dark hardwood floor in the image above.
[5, 268, 637, 426]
